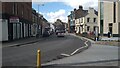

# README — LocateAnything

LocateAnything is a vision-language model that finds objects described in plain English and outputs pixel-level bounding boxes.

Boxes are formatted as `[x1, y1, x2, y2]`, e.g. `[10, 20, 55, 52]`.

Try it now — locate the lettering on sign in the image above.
[9, 17, 19, 23]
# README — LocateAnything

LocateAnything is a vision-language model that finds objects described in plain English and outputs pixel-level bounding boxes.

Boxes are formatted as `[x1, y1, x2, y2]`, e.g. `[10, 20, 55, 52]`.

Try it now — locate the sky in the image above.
[32, 0, 98, 23]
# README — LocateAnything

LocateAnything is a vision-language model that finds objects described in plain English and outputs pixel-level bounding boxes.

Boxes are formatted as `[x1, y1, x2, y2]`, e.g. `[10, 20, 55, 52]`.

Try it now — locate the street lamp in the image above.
[41, 16, 43, 35]
[37, 3, 44, 36]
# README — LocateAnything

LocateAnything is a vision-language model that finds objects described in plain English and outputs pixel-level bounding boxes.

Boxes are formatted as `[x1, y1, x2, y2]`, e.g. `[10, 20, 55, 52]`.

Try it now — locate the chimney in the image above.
[88, 7, 94, 13]
[79, 5, 83, 10]
[74, 8, 76, 11]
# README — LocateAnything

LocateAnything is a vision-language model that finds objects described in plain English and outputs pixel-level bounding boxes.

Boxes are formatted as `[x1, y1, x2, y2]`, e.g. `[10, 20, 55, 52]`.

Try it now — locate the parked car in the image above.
[42, 30, 50, 37]
[56, 30, 65, 37]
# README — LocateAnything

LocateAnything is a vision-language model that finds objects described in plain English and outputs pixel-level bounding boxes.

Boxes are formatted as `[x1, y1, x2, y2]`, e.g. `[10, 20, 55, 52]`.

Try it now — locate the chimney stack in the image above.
[79, 5, 83, 10]
[74, 8, 76, 11]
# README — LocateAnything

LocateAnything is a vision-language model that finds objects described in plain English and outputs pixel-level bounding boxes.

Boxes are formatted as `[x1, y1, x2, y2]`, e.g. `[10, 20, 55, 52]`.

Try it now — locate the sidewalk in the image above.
[2, 36, 42, 48]
[100, 37, 119, 41]
[73, 33, 119, 46]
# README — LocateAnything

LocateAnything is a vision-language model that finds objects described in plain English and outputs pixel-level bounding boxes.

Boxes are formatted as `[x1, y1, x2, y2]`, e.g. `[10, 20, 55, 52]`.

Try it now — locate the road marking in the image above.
[60, 40, 89, 57]
[61, 53, 70, 57]
[71, 40, 88, 55]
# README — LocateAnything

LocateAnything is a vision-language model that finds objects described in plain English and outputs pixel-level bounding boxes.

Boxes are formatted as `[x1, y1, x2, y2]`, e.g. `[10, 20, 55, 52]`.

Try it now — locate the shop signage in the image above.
[9, 17, 19, 23]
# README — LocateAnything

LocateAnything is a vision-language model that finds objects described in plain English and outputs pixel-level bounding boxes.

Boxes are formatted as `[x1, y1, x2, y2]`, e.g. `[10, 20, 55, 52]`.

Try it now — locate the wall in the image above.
[103, 2, 113, 34]
[0, 19, 8, 41]
[85, 8, 98, 32]
[98, 0, 101, 33]
[103, 2, 119, 36]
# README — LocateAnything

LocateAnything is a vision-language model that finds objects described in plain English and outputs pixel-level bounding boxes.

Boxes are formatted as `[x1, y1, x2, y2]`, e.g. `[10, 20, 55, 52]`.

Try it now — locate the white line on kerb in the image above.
[61, 53, 70, 57]
[71, 40, 88, 55]
[61, 40, 89, 57]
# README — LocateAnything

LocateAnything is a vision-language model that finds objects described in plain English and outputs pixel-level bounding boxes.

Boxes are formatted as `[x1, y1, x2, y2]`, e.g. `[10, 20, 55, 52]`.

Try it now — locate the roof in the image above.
[75, 9, 88, 19]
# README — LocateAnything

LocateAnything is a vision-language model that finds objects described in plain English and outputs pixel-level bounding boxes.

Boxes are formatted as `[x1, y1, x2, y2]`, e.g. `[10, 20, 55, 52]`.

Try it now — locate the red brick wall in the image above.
[2, 2, 32, 22]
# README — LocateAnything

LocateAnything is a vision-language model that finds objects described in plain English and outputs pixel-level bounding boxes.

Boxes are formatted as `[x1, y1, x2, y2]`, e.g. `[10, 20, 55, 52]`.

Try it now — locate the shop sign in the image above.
[9, 17, 19, 23]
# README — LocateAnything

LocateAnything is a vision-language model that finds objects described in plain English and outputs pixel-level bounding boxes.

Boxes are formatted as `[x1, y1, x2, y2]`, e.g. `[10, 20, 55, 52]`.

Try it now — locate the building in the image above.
[74, 6, 88, 33]
[98, 0, 120, 37]
[1, 2, 32, 41]
[75, 6, 98, 34]
[63, 22, 68, 32]
[32, 9, 38, 36]
[67, 15, 71, 32]
[32, 9, 50, 36]
[54, 19, 65, 31]
[42, 17, 50, 34]
[84, 7, 98, 33]
[67, 10, 75, 33]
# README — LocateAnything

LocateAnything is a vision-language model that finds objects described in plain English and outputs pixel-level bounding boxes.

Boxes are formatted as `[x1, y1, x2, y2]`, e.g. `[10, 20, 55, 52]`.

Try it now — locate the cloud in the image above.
[33, 0, 98, 10]
[46, 9, 67, 23]
[63, 0, 98, 10]
[33, 0, 99, 23]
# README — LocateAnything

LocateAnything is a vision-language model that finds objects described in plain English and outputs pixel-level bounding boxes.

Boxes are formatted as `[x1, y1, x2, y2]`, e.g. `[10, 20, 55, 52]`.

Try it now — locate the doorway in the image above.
[109, 23, 113, 35]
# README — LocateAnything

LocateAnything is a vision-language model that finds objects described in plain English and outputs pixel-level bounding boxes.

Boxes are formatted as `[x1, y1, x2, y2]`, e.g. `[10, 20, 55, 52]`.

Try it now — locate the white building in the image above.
[98, 0, 120, 37]
[75, 7, 98, 34]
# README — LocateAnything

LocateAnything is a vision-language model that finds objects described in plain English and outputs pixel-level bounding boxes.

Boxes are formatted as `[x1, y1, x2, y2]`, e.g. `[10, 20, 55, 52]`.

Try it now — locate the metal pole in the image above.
[37, 5, 39, 37]
[41, 17, 43, 35]
[37, 49, 41, 68]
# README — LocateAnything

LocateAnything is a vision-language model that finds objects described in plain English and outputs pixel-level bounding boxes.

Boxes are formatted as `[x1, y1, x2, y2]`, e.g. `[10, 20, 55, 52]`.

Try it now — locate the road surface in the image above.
[2, 34, 90, 66]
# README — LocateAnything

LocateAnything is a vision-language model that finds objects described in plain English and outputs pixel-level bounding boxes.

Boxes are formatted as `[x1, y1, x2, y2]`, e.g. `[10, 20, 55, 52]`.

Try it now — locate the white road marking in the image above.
[61, 53, 70, 57]
[71, 40, 89, 55]
[61, 40, 89, 57]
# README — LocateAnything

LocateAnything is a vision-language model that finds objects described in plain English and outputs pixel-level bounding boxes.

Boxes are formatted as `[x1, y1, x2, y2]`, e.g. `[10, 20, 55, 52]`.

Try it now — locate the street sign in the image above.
[9, 17, 19, 23]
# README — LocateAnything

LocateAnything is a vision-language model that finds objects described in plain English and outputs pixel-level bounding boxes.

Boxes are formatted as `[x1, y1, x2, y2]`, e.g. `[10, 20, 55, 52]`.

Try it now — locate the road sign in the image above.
[9, 17, 19, 23]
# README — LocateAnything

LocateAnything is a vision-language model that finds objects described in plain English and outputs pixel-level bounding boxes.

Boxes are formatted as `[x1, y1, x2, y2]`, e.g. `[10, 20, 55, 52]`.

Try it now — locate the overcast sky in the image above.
[32, 0, 98, 23]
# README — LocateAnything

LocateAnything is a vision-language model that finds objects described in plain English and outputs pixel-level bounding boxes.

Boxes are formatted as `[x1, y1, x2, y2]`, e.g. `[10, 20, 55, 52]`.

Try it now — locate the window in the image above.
[100, 2, 104, 20]
[15, 3, 18, 15]
[109, 23, 113, 26]
[87, 26, 90, 31]
[113, 2, 116, 23]
[93, 26, 96, 31]
[87, 18, 90, 22]
[93, 18, 96, 22]
[109, 23, 113, 33]
[13, 3, 15, 14]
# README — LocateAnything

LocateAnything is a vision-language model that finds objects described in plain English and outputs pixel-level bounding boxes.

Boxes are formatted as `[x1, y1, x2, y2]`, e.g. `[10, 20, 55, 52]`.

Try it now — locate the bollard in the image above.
[37, 49, 41, 68]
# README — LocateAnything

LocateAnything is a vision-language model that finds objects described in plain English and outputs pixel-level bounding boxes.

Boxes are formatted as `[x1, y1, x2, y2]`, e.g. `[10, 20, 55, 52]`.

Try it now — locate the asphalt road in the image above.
[2, 34, 89, 66]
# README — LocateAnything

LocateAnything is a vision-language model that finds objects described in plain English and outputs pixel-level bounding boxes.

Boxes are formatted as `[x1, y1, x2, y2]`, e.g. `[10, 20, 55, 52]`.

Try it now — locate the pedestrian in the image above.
[108, 31, 110, 38]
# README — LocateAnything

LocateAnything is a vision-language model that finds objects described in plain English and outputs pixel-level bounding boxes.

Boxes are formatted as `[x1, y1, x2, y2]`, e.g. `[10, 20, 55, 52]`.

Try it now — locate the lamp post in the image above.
[37, 3, 44, 36]
[41, 16, 43, 35]
[36, 13, 40, 38]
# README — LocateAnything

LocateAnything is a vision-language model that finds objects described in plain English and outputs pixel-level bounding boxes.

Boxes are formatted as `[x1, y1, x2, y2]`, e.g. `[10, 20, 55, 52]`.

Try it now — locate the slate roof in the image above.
[75, 9, 88, 19]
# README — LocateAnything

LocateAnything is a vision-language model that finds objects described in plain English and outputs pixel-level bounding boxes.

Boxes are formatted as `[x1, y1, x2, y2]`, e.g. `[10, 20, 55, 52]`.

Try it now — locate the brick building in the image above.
[0, 2, 32, 41]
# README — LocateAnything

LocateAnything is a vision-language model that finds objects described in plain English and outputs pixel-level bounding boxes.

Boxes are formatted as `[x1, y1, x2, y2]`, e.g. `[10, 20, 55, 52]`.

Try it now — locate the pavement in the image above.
[100, 37, 119, 41]
[2, 36, 43, 48]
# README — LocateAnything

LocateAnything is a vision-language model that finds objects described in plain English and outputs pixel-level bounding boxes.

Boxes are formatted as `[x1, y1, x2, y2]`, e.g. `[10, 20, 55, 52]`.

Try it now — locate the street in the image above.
[0, 1, 120, 68]
[2, 34, 90, 66]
